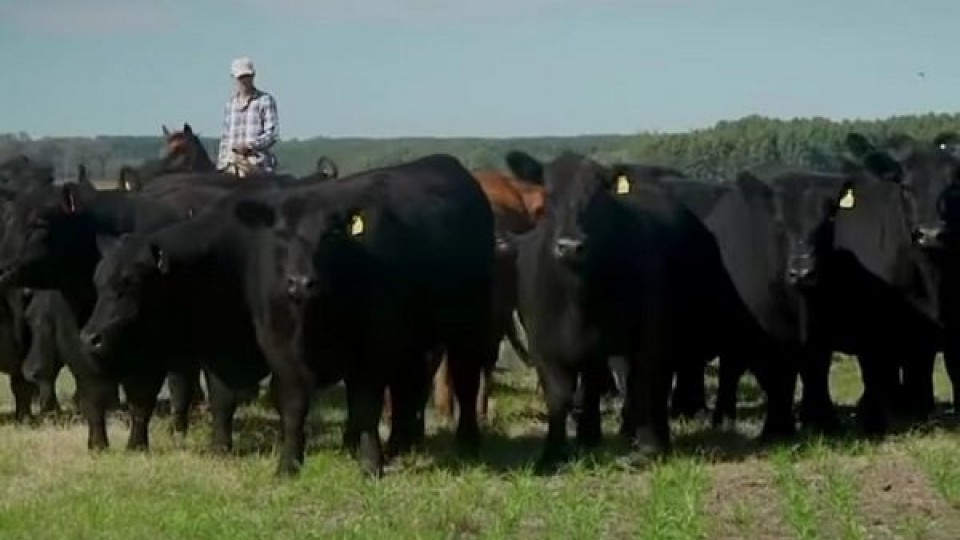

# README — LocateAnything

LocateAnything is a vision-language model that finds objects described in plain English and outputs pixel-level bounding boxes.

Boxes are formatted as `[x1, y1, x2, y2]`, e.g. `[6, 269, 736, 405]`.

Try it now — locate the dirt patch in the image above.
[853, 453, 960, 540]
[705, 458, 792, 540]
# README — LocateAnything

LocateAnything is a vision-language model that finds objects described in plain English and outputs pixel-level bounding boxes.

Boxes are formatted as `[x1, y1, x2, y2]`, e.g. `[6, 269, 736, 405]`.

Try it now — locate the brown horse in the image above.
[116, 123, 216, 191]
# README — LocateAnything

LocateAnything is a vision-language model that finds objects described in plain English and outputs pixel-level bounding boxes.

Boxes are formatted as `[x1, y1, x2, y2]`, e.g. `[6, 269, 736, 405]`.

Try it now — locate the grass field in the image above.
[2, 357, 960, 539]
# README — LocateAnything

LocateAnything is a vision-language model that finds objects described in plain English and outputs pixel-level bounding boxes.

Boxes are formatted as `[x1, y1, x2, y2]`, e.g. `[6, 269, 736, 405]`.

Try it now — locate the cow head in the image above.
[81, 233, 171, 363]
[0, 155, 53, 191]
[511, 151, 640, 267]
[0, 166, 99, 288]
[233, 181, 382, 302]
[757, 173, 849, 288]
[845, 131, 960, 251]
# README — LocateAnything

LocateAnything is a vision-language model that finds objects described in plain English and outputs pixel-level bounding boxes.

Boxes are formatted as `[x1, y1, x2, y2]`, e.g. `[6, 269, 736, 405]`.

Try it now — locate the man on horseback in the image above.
[216, 57, 280, 176]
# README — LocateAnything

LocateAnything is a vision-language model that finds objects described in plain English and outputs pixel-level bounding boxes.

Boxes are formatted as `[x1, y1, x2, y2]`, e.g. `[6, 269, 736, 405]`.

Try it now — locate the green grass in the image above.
[1, 356, 960, 539]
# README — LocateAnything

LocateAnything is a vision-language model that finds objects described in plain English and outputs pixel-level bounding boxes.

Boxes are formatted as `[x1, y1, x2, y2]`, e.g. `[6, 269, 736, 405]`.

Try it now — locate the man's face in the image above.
[235, 74, 254, 93]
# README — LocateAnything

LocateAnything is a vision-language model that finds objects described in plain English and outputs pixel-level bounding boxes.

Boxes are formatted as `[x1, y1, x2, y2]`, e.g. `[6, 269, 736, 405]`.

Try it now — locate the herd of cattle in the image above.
[1, 123, 960, 478]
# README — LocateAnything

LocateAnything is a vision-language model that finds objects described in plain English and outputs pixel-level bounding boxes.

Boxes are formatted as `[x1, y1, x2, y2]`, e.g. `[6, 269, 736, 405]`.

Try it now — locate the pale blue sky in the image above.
[2, 0, 958, 139]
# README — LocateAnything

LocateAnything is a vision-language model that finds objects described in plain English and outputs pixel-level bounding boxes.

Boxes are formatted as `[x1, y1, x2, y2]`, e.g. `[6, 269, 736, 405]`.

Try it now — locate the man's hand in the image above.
[232, 143, 253, 156]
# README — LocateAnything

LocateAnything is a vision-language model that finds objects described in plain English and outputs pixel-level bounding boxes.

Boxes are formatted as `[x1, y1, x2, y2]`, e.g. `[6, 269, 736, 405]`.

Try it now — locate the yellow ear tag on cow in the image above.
[349, 214, 365, 236]
[838, 189, 855, 209]
[615, 174, 630, 195]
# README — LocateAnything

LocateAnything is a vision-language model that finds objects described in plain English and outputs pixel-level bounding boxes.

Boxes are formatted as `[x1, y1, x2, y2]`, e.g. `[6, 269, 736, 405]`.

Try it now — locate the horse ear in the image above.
[183, 123, 193, 135]
[162, 125, 170, 136]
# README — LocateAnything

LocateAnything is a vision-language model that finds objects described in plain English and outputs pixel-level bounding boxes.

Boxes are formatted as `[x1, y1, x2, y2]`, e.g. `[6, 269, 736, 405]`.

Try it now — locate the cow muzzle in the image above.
[786, 254, 817, 287]
[553, 236, 585, 261]
[286, 274, 317, 301]
[80, 330, 106, 356]
[914, 225, 945, 250]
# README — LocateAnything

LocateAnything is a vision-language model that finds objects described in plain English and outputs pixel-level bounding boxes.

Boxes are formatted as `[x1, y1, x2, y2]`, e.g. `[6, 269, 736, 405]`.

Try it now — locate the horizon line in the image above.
[4, 111, 958, 141]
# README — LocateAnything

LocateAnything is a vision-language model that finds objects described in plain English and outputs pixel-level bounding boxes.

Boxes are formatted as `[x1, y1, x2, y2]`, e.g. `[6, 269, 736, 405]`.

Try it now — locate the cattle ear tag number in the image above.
[838, 189, 855, 209]
[349, 214, 365, 236]
[615, 174, 630, 195]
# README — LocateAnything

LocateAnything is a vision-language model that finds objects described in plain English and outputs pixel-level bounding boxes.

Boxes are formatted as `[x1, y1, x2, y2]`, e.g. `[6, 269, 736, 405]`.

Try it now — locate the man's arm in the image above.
[216, 102, 232, 168]
[250, 94, 279, 151]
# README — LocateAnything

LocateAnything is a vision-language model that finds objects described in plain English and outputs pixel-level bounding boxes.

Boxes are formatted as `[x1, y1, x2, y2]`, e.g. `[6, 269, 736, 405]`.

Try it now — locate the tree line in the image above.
[2, 113, 959, 182]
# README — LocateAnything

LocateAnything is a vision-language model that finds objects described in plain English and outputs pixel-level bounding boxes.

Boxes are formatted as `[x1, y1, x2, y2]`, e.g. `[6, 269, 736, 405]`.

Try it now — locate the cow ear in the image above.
[162, 125, 170, 137]
[735, 172, 772, 200]
[316, 156, 339, 180]
[505, 151, 544, 185]
[150, 243, 170, 274]
[861, 151, 903, 183]
[182, 123, 193, 136]
[234, 199, 277, 228]
[845, 132, 875, 158]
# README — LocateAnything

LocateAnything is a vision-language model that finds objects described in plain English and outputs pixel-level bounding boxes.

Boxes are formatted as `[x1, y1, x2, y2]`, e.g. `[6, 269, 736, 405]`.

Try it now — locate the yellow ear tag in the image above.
[615, 174, 630, 195]
[838, 189, 855, 209]
[349, 214, 365, 236]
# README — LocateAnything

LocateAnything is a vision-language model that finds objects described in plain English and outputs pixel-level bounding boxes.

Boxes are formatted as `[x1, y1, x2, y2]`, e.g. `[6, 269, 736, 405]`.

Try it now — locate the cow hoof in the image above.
[126, 441, 149, 452]
[630, 428, 668, 457]
[210, 443, 233, 456]
[714, 417, 737, 432]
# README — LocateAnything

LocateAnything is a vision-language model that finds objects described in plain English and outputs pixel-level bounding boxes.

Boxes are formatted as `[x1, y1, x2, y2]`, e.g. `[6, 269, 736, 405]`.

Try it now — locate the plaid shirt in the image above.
[216, 89, 279, 172]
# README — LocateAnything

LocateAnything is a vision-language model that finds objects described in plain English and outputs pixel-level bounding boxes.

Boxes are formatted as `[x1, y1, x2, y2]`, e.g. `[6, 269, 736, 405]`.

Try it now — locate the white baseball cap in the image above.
[230, 57, 255, 78]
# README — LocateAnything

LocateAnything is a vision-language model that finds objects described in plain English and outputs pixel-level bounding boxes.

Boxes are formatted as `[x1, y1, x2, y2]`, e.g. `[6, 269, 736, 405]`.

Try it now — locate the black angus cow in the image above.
[506, 151, 787, 471]
[81, 154, 497, 477]
[836, 132, 960, 421]
[0, 156, 68, 420]
[713, 135, 945, 434]
[922, 133, 960, 414]
[700, 169, 848, 432]
[0, 170, 289, 450]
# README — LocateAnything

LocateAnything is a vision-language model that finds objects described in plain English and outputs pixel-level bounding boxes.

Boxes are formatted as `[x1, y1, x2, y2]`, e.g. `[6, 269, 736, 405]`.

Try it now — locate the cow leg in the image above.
[432, 356, 455, 425]
[385, 350, 432, 458]
[274, 376, 312, 477]
[536, 363, 576, 472]
[575, 362, 605, 448]
[167, 365, 199, 439]
[345, 378, 386, 478]
[798, 349, 839, 432]
[476, 363, 493, 424]
[79, 375, 113, 451]
[123, 372, 164, 451]
[856, 353, 894, 435]
[35, 377, 60, 415]
[899, 349, 936, 422]
[626, 354, 673, 456]
[945, 344, 960, 415]
[751, 352, 798, 440]
[446, 339, 490, 456]
[205, 372, 239, 454]
[10, 372, 35, 424]
[671, 359, 708, 420]
[712, 355, 746, 430]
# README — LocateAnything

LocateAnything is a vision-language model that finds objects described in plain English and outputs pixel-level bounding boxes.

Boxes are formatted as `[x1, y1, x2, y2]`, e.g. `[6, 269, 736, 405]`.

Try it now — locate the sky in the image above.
[1, 0, 959, 139]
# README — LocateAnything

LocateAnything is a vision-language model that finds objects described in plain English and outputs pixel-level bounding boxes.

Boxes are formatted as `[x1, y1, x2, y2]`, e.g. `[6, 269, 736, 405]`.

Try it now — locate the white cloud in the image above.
[0, 0, 184, 36]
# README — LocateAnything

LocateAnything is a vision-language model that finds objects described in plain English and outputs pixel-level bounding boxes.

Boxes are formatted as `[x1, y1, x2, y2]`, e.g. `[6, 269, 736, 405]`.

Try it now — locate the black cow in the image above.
[506, 151, 779, 471]
[81, 154, 497, 477]
[717, 135, 945, 434]
[0, 170, 283, 449]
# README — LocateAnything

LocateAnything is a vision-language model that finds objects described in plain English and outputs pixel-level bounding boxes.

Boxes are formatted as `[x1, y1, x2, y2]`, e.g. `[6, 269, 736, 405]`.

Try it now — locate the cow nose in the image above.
[286, 274, 316, 300]
[494, 236, 513, 255]
[81, 331, 103, 353]
[553, 237, 585, 260]
[915, 226, 943, 248]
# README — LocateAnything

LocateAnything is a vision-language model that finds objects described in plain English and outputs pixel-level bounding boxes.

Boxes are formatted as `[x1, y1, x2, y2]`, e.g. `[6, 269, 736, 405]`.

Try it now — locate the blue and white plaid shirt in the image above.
[216, 89, 279, 172]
